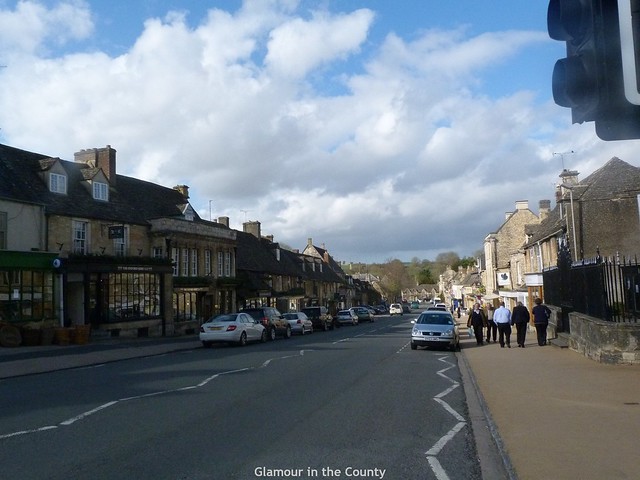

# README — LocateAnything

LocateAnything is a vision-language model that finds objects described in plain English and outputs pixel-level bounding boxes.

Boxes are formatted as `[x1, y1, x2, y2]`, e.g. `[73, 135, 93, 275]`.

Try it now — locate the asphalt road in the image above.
[0, 315, 483, 480]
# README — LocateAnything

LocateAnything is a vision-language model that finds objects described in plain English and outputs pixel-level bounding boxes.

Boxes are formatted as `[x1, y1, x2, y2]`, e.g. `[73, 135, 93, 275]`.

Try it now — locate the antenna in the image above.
[553, 151, 575, 170]
[240, 209, 250, 222]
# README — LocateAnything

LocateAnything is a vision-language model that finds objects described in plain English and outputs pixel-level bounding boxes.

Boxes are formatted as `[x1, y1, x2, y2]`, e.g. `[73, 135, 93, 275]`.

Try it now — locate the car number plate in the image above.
[423, 336, 438, 341]
[209, 326, 223, 331]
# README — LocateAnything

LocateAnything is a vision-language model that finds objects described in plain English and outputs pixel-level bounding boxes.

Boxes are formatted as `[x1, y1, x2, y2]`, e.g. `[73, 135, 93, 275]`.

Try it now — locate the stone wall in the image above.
[568, 312, 640, 365]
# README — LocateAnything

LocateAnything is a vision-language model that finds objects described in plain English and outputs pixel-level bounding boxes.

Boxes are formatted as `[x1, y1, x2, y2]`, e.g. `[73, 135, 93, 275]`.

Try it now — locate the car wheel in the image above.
[300, 327, 305, 335]
[202, 341, 212, 348]
[322, 321, 329, 331]
[260, 330, 267, 343]
[410, 342, 417, 350]
[284, 326, 292, 339]
[238, 332, 247, 346]
[269, 326, 276, 341]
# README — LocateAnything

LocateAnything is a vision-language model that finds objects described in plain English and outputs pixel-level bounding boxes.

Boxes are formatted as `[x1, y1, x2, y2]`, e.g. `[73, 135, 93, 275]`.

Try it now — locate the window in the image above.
[153, 246, 163, 258]
[204, 250, 212, 275]
[182, 248, 189, 276]
[93, 181, 109, 201]
[113, 226, 128, 256]
[218, 251, 224, 277]
[224, 251, 231, 277]
[50, 173, 67, 194]
[0, 212, 6, 249]
[191, 249, 198, 276]
[73, 220, 88, 254]
[172, 248, 179, 276]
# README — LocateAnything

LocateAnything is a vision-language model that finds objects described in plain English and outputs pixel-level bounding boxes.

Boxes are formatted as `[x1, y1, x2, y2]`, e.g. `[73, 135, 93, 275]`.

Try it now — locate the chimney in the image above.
[173, 185, 189, 200]
[244, 221, 261, 239]
[265, 235, 274, 242]
[559, 168, 580, 186]
[217, 216, 229, 227]
[539, 199, 551, 220]
[74, 145, 117, 186]
[515, 200, 529, 211]
[307, 238, 313, 247]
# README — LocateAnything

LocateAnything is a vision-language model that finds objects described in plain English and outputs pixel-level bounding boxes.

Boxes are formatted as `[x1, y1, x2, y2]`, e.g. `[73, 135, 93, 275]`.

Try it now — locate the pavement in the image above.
[1, 317, 639, 480]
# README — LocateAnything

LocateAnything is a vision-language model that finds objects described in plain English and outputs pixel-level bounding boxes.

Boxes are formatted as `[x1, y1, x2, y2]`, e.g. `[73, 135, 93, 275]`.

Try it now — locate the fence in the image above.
[543, 254, 640, 328]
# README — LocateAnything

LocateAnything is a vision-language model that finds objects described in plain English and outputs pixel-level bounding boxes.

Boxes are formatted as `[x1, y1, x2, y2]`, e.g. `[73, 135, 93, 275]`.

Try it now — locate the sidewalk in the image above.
[1, 324, 639, 480]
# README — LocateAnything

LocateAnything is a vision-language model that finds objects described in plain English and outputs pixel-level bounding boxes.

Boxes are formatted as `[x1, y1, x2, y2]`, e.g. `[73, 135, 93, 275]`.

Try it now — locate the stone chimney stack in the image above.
[539, 199, 551, 220]
[173, 185, 190, 200]
[244, 221, 261, 239]
[515, 200, 529, 211]
[74, 145, 117, 186]
[559, 168, 580, 186]
[217, 216, 229, 227]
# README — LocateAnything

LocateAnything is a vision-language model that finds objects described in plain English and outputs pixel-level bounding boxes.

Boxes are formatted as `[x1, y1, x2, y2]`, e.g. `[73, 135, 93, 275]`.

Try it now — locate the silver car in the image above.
[410, 311, 460, 351]
[336, 309, 359, 325]
[283, 312, 313, 335]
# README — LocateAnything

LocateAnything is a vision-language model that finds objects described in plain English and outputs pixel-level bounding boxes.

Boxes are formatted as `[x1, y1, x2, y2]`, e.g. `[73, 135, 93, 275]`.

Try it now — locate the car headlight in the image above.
[443, 328, 454, 336]
[412, 328, 419, 335]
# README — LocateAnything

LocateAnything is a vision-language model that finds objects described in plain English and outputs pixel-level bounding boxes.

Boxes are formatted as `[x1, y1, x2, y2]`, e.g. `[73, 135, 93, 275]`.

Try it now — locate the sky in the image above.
[1, 0, 639, 264]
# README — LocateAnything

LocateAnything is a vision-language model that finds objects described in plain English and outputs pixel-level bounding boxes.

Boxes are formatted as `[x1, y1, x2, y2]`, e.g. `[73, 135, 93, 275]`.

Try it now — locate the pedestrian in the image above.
[467, 303, 486, 346]
[511, 301, 530, 347]
[532, 297, 552, 346]
[456, 306, 461, 319]
[485, 304, 497, 343]
[493, 301, 512, 348]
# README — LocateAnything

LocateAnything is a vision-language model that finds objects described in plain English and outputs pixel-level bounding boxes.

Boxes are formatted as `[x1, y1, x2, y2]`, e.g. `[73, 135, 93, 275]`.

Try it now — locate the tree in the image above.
[379, 259, 412, 301]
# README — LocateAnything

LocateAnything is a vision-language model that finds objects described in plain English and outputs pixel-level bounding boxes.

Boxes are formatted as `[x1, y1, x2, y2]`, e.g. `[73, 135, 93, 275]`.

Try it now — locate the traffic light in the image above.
[548, 0, 640, 140]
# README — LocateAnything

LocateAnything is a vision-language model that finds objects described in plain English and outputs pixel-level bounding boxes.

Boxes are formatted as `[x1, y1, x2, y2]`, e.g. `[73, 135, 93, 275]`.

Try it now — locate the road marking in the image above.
[425, 355, 467, 479]
[0, 351, 310, 440]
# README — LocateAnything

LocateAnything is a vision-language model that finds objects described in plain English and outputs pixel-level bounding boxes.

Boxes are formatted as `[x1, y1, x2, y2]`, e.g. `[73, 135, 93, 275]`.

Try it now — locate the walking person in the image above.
[467, 303, 486, 346]
[512, 301, 530, 347]
[493, 301, 512, 348]
[532, 297, 552, 346]
[485, 304, 497, 343]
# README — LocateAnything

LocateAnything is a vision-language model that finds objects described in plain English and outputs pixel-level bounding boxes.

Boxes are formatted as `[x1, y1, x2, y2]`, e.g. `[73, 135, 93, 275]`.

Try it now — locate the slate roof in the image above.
[0, 143, 190, 225]
[573, 157, 640, 201]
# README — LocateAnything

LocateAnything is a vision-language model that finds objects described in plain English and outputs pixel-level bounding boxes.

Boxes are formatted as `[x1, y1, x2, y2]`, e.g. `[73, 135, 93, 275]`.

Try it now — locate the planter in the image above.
[0, 324, 22, 347]
[54, 327, 72, 346]
[40, 327, 55, 346]
[73, 325, 91, 345]
[21, 328, 41, 346]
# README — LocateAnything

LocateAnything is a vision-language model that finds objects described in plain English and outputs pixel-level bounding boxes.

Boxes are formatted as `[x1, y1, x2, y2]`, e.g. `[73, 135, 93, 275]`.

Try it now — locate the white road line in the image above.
[0, 351, 308, 440]
[425, 354, 467, 479]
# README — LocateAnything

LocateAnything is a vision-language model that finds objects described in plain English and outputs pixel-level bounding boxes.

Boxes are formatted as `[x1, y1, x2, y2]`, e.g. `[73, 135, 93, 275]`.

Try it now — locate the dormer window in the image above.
[50, 173, 67, 194]
[93, 181, 109, 201]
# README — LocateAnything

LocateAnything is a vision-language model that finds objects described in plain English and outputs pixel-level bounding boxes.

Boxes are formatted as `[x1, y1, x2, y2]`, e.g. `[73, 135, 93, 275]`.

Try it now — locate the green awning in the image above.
[0, 251, 58, 269]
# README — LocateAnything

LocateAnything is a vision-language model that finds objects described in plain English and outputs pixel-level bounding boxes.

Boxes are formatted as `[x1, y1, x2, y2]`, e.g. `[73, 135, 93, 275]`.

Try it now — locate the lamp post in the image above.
[560, 183, 578, 262]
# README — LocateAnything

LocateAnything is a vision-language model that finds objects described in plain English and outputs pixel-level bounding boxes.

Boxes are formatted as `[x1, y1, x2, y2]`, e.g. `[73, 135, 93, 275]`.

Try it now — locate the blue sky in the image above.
[0, 1, 637, 263]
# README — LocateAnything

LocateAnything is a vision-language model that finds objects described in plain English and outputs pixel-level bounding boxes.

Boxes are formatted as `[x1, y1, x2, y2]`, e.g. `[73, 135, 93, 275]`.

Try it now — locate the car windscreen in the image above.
[283, 313, 298, 319]
[209, 314, 238, 323]
[417, 315, 453, 325]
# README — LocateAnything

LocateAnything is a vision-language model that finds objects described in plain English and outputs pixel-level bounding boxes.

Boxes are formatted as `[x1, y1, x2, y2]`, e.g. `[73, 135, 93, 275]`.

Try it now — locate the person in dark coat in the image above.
[532, 297, 552, 346]
[511, 301, 530, 347]
[467, 303, 486, 346]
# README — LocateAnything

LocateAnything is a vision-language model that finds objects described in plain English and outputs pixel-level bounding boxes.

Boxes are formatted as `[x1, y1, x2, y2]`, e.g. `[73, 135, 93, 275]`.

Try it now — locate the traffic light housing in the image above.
[548, 0, 640, 140]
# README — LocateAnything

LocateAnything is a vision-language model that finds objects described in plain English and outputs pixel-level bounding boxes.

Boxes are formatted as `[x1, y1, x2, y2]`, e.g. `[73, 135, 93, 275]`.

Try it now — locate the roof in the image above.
[0, 143, 190, 225]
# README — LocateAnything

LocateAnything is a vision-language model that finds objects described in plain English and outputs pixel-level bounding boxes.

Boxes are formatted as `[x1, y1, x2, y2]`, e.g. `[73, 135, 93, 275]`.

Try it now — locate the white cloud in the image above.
[0, 1, 635, 262]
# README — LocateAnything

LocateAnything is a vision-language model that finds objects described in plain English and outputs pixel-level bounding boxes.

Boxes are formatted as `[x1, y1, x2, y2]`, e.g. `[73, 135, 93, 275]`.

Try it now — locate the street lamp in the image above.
[560, 183, 578, 262]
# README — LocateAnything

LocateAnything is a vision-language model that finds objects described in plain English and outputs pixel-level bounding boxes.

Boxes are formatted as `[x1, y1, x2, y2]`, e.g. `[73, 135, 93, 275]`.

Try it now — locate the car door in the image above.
[240, 313, 259, 341]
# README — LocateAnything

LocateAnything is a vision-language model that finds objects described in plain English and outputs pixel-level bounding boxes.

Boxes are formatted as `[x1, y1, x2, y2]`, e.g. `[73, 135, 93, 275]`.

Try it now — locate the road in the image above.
[0, 314, 483, 480]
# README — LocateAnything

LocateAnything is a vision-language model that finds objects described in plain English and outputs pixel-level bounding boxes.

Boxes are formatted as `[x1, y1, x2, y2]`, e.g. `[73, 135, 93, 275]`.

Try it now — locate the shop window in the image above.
[107, 272, 160, 321]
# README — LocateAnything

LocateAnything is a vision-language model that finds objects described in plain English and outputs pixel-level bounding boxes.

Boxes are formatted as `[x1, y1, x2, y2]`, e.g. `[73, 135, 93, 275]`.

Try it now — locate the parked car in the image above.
[410, 301, 420, 310]
[410, 310, 460, 351]
[301, 306, 334, 331]
[427, 305, 448, 311]
[336, 309, 359, 325]
[283, 312, 313, 335]
[353, 306, 374, 322]
[389, 303, 403, 315]
[374, 304, 388, 314]
[200, 313, 266, 347]
[402, 303, 411, 313]
[240, 306, 291, 340]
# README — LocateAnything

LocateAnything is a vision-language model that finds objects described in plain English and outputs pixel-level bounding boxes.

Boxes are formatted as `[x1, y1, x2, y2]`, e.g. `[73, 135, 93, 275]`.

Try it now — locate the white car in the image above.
[389, 303, 403, 315]
[200, 313, 266, 347]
